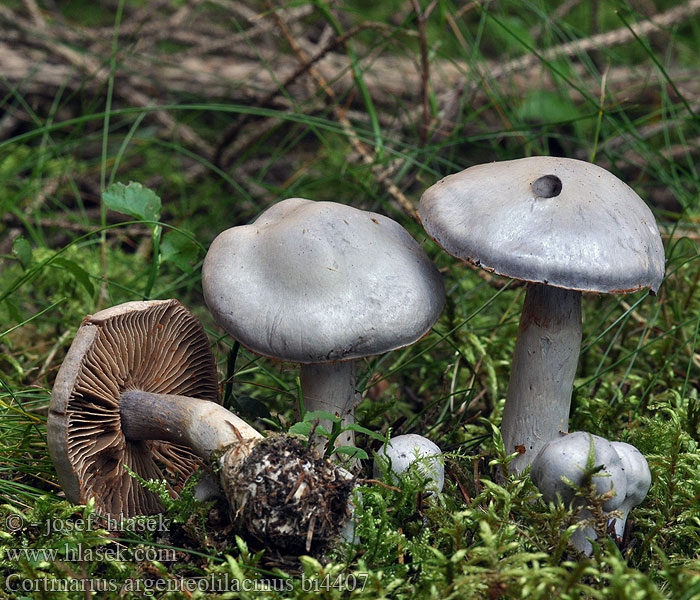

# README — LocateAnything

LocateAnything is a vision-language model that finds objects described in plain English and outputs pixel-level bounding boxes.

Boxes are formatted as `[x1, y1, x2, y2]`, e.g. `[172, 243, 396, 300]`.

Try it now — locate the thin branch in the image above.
[266, 2, 417, 216]
[490, 0, 700, 82]
[214, 21, 392, 168]
[410, 0, 433, 146]
[0, 5, 212, 156]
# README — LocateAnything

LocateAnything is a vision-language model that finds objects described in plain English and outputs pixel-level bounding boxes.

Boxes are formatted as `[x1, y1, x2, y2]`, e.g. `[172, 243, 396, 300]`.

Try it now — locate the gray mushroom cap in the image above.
[610, 441, 651, 506]
[202, 198, 445, 363]
[531, 431, 627, 512]
[373, 434, 444, 493]
[419, 157, 665, 294]
[609, 441, 651, 538]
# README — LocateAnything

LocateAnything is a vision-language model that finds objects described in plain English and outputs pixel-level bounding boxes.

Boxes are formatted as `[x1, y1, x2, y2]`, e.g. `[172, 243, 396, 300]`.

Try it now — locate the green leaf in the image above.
[344, 423, 387, 441]
[160, 230, 198, 272]
[484, 15, 533, 53]
[12, 237, 32, 270]
[332, 446, 369, 460]
[517, 89, 580, 124]
[3, 353, 25, 379]
[102, 181, 161, 223]
[303, 410, 340, 423]
[4, 298, 22, 323]
[226, 554, 246, 581]
[289, 422, 313, 437]
[52, 257, 94, 296]
[289, 421, 330, 437]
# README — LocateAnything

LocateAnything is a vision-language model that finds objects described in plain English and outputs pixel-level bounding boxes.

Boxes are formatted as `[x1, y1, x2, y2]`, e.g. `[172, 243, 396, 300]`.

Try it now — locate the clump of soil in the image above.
[220, 435, 354, 555]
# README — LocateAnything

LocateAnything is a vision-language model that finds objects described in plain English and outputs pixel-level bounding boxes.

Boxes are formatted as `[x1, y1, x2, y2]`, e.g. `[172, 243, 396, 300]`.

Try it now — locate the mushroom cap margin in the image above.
[419, 157, 665, 294]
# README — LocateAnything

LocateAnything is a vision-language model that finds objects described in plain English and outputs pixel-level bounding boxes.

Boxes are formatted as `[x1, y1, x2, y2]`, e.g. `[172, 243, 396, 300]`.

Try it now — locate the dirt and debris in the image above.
[220, 434, 355, 556]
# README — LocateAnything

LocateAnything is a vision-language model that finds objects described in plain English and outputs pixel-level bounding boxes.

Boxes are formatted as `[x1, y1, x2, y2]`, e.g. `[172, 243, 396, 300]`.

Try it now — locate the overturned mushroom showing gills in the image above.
[419, 157, 665, 473]
[202, 198, 445, 450]
[373, 434, 444, 493]
[49, 300, 221, 518]
[49, 301, 354, 553]
[531, 431, 627, 556]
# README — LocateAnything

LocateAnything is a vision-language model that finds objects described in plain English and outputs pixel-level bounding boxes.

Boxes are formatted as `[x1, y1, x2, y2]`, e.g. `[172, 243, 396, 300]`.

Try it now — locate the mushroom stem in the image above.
[120, 390, 262, 459]
[501, 283, 582, 474]
[610, 506, 632, 540]
[299, 361, 359, 450]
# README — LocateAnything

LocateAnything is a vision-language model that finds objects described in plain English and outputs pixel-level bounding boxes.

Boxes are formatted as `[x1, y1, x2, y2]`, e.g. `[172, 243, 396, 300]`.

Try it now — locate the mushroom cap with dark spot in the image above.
[202, 198, 446, 363]
[48, 300, 219, 518]
[419, 157, 665, 294]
